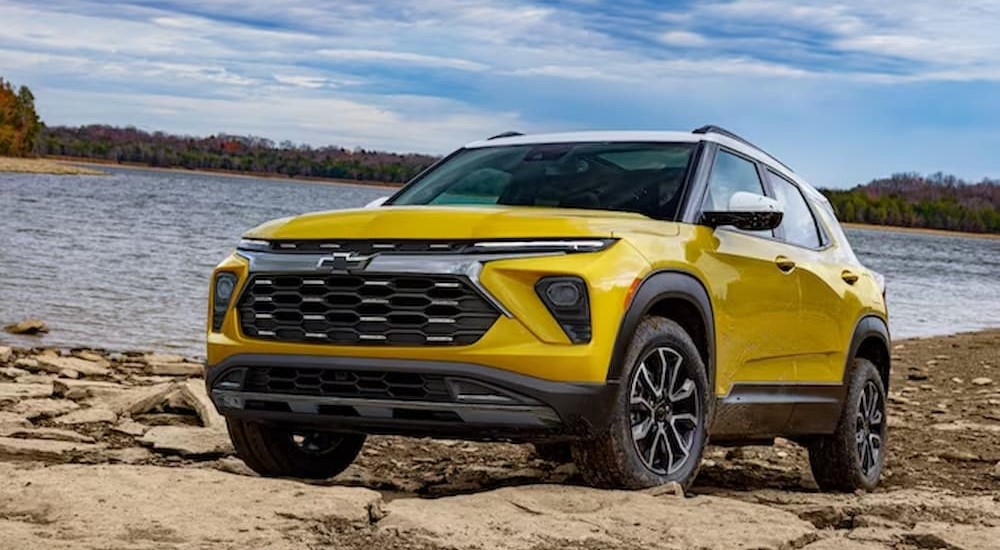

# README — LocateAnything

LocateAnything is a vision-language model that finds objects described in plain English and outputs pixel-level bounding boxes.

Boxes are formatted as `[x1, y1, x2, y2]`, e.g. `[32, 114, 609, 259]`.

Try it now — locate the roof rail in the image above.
[692, 125, 792, 171]
[487, 131, 524, 140]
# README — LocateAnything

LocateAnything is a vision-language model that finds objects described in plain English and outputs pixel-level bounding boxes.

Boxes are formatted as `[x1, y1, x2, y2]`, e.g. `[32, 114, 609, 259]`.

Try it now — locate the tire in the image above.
[807, 358, 887, 492]
[227, 419, 366, 479]
[572, 316, 710, 490]
[532, 442, 573, 463]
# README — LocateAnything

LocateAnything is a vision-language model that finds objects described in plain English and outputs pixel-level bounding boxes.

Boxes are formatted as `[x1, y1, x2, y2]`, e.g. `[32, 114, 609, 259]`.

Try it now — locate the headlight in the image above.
[237, 238, 270, 252]
[535, 276, 591, 344]
[211, 272, 239, 331]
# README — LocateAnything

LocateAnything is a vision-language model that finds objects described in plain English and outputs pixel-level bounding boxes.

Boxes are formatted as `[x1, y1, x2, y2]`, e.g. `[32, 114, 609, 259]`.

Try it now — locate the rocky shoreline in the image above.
[1, 330, 998, 549]
[0, 156, 105, 175]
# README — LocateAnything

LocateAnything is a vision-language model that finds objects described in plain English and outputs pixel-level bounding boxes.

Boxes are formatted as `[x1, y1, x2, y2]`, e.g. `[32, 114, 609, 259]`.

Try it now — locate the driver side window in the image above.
[702, 150, 772, 236]
[702, 150, 766, 210]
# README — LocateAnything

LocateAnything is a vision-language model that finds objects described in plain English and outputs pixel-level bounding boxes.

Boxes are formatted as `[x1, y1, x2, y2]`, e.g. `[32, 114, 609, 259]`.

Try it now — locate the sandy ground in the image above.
[0, 156, 105, 175]
[0, 330, 998, 549]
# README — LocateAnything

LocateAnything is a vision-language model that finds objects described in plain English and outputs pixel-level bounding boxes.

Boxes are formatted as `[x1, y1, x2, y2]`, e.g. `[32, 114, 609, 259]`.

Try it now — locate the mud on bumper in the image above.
[206, 354, 618, 441]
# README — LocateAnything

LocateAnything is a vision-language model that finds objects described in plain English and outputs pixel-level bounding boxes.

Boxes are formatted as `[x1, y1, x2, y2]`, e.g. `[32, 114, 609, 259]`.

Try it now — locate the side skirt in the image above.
[710, 383, 844, 440]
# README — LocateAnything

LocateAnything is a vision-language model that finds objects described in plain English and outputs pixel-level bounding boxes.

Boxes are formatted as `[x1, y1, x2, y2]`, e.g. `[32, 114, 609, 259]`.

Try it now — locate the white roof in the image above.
[464, 130, 824, 200]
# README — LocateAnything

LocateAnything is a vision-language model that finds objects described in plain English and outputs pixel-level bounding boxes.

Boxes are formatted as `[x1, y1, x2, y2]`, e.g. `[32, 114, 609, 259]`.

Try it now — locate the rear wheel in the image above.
[573, 317, 709, 489]
[227, 419, 366, 479]
[808, 359, 887, 492]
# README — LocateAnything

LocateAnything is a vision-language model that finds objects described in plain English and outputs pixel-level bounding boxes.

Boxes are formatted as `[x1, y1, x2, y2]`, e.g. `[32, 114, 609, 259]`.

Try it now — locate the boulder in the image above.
[52, 378, 127, 400]
[0, 345, 12, 362]
[993, 462, 1000, 480]
[0, 366, 30, 380]
[3, 319, 49, 335]
[99, 382, 179, 416]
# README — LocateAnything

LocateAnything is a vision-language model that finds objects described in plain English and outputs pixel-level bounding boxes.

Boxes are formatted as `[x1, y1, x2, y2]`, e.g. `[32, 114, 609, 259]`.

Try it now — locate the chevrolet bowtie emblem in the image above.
[317, 252, 371, 272]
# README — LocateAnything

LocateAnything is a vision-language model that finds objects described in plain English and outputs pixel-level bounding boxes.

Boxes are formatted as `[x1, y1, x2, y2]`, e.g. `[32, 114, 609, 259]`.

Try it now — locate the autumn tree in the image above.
[0, 77, 43, 157]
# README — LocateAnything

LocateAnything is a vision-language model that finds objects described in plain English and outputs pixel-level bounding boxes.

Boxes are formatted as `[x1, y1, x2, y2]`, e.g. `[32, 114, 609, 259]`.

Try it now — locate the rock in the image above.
[802, 537, 887, 549]
[0, 411, 31, 430]
[0, 436, 103, 462]
[937, 449, 982, 462]
[907, 371, 929, 381]
[112, 419, 148, 436]
[148, 362, 204, 377]
[104, 447, 156, 464]
[0, 464, 380, 548]
[211, 456, 257, 477]
[0, 382, 52, 400]
[176, 379, 224, 428]
[100, 382, 179, 416]
[993, 462, 1000, 480]
[3, 319, 49, 335]
[1, 426, 95, 443]
[33, 355, 110, 378]
[53, 407, 118, 425]
[13, 357, 38, 370]
[950, 377, 963, 384]
[143, 353, 187, 364]
[972, 377, 994, 386]
[58, 368, 80, 379]
[0, 345, 12, 362]
[140, 426, 233, 458]
[644, 481, 685, 497]
[13, 398, 80, 419]
[0, 366, 29, 379]
[932, 420, 1000, 433]
[72, 350, 107, 363]
[380, 485, 816, 550]
[52, 378, 126, 400]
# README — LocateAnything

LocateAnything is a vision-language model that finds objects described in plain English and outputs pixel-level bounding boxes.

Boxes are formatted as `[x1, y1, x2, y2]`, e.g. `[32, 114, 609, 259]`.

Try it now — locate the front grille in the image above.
[244, 366, 453, 401]
[237, 274, 499, 346]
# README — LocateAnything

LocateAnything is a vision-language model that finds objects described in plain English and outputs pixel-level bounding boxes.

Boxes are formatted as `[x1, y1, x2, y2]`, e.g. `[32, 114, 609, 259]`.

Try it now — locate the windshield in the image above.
[389, 142, 697, 220]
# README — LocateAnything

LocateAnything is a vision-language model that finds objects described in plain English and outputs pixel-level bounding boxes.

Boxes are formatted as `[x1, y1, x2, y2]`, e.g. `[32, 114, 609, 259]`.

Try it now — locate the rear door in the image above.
[763, 169, 847, 384]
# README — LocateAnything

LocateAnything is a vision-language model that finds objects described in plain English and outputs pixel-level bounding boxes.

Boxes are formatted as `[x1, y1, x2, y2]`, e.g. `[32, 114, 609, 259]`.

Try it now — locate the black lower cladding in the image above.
[207, 354, 619, 440]
[237, 273, 500, 346]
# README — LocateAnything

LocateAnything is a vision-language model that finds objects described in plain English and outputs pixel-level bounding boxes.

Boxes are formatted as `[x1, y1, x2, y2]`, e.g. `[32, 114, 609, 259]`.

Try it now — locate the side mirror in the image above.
[700, 191, 783, 231]
[364, 196, 389, 209]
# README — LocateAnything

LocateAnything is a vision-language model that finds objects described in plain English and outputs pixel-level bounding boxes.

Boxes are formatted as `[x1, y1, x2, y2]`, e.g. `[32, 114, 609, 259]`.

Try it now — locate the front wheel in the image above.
[807, 358, 887, 492]
[573, 316, 710, 489]
[227, 419, 366, 479]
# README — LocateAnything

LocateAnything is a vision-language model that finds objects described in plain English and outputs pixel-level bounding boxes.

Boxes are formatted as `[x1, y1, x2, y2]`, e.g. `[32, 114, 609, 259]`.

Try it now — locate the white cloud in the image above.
[316, 49, 488, 72]
[660, 31, 709, 48]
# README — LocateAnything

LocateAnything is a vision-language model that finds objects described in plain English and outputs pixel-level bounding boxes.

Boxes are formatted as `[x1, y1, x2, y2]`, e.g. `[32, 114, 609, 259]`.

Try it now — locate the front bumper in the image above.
[206, 354, 619, 441]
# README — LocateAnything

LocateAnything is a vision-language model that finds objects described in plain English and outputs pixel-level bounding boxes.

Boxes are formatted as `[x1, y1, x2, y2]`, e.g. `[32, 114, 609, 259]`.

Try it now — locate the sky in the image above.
[2, 1, 1000, 187]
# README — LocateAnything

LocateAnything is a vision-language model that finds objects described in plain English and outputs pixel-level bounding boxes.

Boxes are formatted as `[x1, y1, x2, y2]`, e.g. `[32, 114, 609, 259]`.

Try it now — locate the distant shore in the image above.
[0, 156, 105, 175]
[43, 155, 403, 190]
[843, 222, 1000, 240]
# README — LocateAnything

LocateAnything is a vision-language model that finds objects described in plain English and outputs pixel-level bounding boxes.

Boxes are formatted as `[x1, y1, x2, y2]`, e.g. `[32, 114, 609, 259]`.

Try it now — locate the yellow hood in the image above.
[244, 205, 681, 240]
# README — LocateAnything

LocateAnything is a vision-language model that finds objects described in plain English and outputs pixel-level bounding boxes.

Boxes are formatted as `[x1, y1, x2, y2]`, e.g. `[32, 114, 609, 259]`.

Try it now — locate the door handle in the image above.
[841, 270, 860, 285]
[775, 256, 796, 272]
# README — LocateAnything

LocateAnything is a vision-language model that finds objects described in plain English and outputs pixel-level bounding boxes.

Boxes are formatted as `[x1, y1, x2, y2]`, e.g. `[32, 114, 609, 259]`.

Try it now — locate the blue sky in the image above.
[2, 0, 1000, 187]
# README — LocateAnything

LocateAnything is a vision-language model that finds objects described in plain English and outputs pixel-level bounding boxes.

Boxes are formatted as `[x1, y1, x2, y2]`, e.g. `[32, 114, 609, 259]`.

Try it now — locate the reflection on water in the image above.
[1, 167, 997, 357]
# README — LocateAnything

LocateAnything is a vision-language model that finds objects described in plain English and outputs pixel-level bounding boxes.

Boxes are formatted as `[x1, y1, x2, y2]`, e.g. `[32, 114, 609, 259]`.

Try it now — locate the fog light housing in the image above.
[211, 272, 238, 331]
[536, 276, 591, 344]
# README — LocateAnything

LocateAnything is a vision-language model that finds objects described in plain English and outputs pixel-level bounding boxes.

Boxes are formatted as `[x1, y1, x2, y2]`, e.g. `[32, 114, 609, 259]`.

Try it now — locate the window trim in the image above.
[762, 166, 832, 251]
[694, 145, 776, 239]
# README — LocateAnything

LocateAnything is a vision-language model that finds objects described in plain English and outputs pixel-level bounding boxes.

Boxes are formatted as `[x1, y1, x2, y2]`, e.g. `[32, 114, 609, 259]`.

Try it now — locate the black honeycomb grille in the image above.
[237, 274, 499, 346]
[244, 366, 453, 401]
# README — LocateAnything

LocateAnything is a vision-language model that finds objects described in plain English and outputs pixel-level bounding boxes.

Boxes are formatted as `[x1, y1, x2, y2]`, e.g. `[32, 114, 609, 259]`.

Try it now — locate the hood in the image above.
[244, 205, 681, 241]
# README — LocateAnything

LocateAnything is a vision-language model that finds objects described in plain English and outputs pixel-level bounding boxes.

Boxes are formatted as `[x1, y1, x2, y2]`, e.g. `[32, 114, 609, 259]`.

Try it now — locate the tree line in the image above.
[0, 78, 42, 157]
[820, 172, 999, 234]
[37, 125, 437, 184]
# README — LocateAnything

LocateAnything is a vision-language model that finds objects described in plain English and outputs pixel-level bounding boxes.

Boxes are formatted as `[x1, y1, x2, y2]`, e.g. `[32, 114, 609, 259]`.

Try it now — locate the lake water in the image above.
[2, 167, 998, 358]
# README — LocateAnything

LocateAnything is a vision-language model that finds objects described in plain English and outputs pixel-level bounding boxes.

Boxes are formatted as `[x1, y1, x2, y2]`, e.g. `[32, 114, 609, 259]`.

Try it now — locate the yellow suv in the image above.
[207, 126, 890, 491]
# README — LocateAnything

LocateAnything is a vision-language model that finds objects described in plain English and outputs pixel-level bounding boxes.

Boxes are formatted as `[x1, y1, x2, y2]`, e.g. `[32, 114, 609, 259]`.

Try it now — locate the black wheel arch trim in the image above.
[606, 269, 716, 389]
[846, 314, 891, 389]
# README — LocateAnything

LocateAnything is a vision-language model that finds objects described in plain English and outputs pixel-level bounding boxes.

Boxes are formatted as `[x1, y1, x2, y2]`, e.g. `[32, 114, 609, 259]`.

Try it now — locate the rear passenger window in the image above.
[702, 150, 766, 211]
[766, 170, 822, 248]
